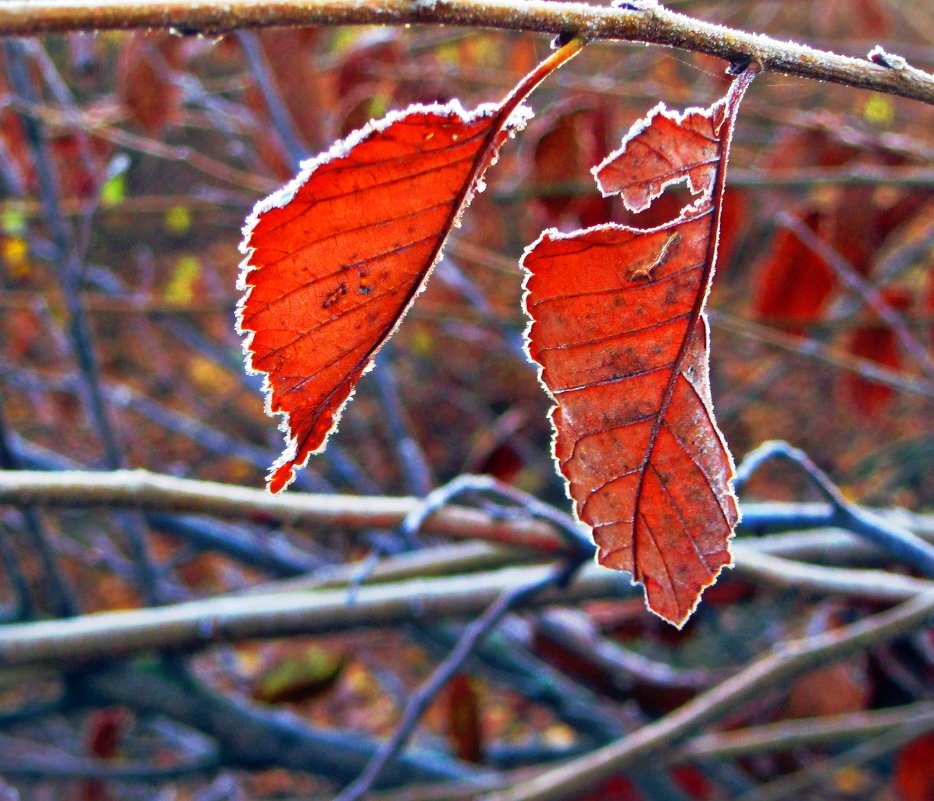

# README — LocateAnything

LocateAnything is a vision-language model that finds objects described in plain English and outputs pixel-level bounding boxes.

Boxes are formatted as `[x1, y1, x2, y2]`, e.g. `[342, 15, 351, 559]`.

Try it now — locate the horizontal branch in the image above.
[678, 701, 934, 762]
[75, 662, 476, 786]
[0, 0, 932, 104]
[0, 730, 219, 780]
[325, 702, 934, 801]
[0, 468, 566, 553]
[0, 563, 634, 669]
[2, 468, 934, 551]
[0, 547, 931, 670]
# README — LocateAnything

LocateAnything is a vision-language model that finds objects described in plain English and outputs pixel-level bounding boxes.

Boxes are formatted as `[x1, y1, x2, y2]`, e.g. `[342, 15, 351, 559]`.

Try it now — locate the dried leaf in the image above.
[253, 647, 348, 704]
[895, 731, 934, 801]
[752, 210, 837, 331]
[116, 34, 185, 135]
[522, 69, 755, 626]
[238, 40, 583, 492]
[446, 674, 484, 763]
[844, 287, 911, 413]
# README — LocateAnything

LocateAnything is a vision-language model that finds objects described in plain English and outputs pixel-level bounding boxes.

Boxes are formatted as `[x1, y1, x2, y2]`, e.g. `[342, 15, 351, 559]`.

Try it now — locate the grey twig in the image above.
[0, 348, 77, 619]
[4, 466, 934, 556]
[734, 712, 934, 801]
[76, 661, 478, 787]
[736, 440, 934, 577]
[3, 40, 161, 603]
[236, 30, 308, 170]
[374, 347, 435, 498]
[0, 731, 221, 780]
[482, 591, 934, 801]
[334, 568, 565, 801]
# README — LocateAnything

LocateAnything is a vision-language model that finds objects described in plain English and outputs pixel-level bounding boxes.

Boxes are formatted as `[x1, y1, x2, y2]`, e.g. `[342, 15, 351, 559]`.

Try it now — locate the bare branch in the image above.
[678, 702, 934, 761]
[0, 563, 635, 669]
[482, 591, 934, 801]
[3, 468, 934, 553]
[0, 468, 570, 553]
[0, 1, 931, 104]
[0, 551, 930, 670]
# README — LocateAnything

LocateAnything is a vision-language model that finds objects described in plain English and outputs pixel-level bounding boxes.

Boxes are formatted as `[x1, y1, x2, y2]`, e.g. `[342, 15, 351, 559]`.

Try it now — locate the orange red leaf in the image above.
[238, 40, 583, 492]
[522, 69, 755, 625]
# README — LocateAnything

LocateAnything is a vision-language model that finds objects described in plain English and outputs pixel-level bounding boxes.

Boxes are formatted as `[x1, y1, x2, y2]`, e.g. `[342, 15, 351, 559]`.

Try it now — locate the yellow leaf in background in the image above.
[367, 93, 389, 119]
[436, 43, 460, 66]
[100, 172, 126, 208]
[542, 723, 577, 748]
[833, 765, 869, 795]
[188, 355, 237, 395]
[410, 326, 435, 357]
[863, 94, 894, 127]
[253, 647, 348, 704]
[343, 661, 379, 699]
[164, 255, 201, 305]
[1, 237, 30, 279]
[329, 27, 361, 54]
[0, 205, 27, 236]
[164, 204, 192, 236]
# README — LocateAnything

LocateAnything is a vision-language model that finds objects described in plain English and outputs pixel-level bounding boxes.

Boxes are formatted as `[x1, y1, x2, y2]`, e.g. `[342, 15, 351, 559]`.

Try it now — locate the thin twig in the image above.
[0, 522, 32, 622]
[254, 703, 934, 801]
[678, 702, 934, 762]
[77, 661, 477, 787]
[3, 40, 161, 603]
[4, 467, 934, 552]
[778, 212, 934, 383]
[334, 568, 565, 801]
[738, 440, 934, 577]
[481, 592, 934, 801]
[0, 732, 221, 780]
[0, 406, 76, 617]
[734, 713, 934, 801]
[374, 347, 435, 498]
[730, 545, 934, 601]
[0, 562, 636, 669]
[236, 30, 308, 169]
[1, 550, 931, 670]
[0, 1, 932, 103]
[710, 311, 934, 401]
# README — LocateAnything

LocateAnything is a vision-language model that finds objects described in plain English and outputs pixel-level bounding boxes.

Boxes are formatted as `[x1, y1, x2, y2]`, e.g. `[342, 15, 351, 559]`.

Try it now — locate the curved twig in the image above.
[737, 440, 934, 577]
[482, 591, 934, 801]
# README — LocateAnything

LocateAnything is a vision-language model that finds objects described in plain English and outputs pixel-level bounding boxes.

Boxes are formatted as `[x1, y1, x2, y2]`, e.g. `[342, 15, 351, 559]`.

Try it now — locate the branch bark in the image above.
[3, 468, 934, 551]
[75, 662, 476, 787]
[0, 563, 634, 669]
[0, 553, 930, 670]
[0, 1, 931, 104]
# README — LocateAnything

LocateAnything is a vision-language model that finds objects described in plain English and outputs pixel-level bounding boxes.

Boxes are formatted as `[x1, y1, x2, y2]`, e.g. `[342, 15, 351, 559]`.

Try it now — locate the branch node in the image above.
[867, 45, 908, 70]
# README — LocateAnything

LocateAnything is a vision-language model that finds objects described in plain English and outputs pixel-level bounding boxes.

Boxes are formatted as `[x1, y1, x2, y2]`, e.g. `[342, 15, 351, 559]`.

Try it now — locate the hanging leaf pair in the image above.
[237, 39, 756, 626]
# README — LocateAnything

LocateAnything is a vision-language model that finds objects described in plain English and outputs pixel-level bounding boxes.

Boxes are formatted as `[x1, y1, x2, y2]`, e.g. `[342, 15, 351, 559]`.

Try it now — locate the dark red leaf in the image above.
[446, 674, 484, 763]
[522, 70, 754, 626]
[752, 210, 837, 332]
[529, 102, 613, 228]
[844, 288, 912, 413]
[116, 34, 186, 135]
[238, 40, 583, 492]
[85, 708, 128, 759]
[895, 731, 934, 801]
